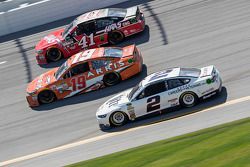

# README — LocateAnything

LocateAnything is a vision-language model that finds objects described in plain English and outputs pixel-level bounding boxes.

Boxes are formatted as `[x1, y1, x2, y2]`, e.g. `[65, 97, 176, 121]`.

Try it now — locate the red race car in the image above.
[35, 6, 145, 64]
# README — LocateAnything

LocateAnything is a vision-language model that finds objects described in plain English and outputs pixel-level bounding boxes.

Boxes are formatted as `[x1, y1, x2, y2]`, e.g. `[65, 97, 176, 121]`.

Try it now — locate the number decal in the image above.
[72, 49, 96, 64]
[147, 95, 160, 112]
[78, 33, 95, 48]
[71, 75, 86, 91]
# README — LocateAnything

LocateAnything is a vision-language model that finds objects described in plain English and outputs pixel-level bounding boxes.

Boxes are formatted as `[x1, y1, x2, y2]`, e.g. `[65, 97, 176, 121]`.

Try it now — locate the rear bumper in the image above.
[201, 77, 222, 100]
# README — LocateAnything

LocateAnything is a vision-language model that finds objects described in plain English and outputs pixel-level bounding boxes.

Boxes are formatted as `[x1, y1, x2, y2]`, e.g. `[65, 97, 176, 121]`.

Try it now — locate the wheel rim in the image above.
[105, 73, 119, 86]
[39, 91, 55, 104]
[110, 32, 123, 44]
[48, 48, 61, 62]
[183, 94, 195, 105]
[112, 112, 125, 124]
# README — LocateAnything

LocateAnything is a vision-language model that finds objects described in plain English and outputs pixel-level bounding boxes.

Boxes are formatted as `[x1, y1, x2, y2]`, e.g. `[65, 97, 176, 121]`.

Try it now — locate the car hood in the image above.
[35, 28, 64, 50]
[97, 89, 132, 115]
[27, 68, 58, 93]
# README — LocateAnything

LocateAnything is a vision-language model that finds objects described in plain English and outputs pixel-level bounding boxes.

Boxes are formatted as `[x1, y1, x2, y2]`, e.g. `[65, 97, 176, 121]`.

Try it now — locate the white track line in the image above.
[1, 96, 250, 166]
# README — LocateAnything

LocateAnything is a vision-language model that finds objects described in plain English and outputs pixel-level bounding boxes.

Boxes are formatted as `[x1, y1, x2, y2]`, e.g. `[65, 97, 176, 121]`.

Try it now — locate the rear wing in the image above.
[125, 6, 139, 18]
[200, 65, 216, 77]
[122, 44, 136, 57]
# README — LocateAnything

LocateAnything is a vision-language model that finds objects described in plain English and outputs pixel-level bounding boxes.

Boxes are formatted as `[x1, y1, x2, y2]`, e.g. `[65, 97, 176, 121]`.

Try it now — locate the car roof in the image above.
[67, 48, 102, 66]
[67, 47, 125, 66]
[75, 8, 126, 24]
[141, 68, 181, 87]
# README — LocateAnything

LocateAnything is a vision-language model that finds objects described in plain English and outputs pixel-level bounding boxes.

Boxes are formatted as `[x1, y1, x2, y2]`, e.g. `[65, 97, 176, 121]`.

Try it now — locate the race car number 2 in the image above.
[78, 33, 95, 48]
[71, 75, 86, 91]
[147, 95, 160, 112]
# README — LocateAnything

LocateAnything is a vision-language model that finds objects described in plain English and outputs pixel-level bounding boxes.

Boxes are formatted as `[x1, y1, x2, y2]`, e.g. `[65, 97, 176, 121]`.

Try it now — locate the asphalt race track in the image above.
[1, 0, 250, 166]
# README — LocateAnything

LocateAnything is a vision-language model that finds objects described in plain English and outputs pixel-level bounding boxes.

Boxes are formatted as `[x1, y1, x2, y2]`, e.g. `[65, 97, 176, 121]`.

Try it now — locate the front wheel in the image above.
[38, 90, 56, 104]
[108, 31, 124, 44]
[179, 92, 198, 108]
[110, 111, 128, 127]
[47, 48, 62, 62]
[103, 72, 121, 86]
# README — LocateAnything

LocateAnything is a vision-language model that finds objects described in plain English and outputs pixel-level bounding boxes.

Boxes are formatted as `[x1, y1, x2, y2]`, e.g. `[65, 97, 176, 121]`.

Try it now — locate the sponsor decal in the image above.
[122, 20, 131, 27]
[130, 29, 137, 33]
[202, 87, 215, 95]
[130, 18, 137, 24]
[44, 35, 60, 44]
[203, 92, 216, 99]
[106, 94, 123, 107]
[104, 18, 137, 33]
[54, 82, 70, 93]
[127, 103, 135, 120]
[45, 76, 51, 84]
[86, 61, 125, 79]
[206, 78, 214, 84]
[100, 35, 105, 41]
[168, 98, 178, 103]
[128, 58, 134, 63]
[168, 82, 206, 95]
[105, 22, 122, 32]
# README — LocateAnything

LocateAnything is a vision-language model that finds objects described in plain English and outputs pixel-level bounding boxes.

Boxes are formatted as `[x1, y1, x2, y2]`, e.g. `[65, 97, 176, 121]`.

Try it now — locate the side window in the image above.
[63, 71, 71, 79]
[91, 60, 111, 69]
[77, 21, 96, 35]
[136, 81, 166, 100]
[96, 19, 114, 31]
[167, 79, 190, 90]
[70, 62, 90, 77]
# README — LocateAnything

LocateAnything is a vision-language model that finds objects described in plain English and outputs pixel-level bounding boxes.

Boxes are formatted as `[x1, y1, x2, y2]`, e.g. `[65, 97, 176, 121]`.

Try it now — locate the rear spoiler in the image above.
[122, 44, 136, 57]
[125, 6, 139, 18]
[200, 65, 216, 77]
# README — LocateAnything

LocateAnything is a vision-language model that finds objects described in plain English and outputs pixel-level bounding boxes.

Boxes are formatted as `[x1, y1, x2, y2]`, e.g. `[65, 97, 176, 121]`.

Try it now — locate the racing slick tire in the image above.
[103, 72, 121, 86]
[180, 92, 198, 108]
[108, 31, 125, 44]
[47, 48, 62, 62]
[110, 111, 128, 127]
[38, 90, 56, 104]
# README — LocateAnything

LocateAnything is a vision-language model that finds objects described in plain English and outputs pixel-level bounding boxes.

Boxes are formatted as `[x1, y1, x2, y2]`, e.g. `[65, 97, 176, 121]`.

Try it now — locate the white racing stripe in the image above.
[0, 61, 7, 65]
[1, 95, 250, 166]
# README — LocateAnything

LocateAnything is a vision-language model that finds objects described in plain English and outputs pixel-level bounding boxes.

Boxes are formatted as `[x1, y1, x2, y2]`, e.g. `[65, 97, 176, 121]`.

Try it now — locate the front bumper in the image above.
[26, 95, 40, 107]
[36, 54, 48, 65]
[96, 113, 111, 130]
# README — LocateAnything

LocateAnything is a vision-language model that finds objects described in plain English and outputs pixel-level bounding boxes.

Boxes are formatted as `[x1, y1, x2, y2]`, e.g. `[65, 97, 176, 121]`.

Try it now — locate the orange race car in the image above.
[26, 45, 143, 107]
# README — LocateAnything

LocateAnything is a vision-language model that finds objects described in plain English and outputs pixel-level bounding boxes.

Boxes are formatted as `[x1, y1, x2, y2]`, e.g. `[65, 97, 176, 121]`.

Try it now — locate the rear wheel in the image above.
[38, 90, 56, 104]
[180, 92, 198, 108]
[108, 31, 124, 44]
[110, 111, 128, 126]
[103, 72, 121, 86]
[47, 48, 62, 62]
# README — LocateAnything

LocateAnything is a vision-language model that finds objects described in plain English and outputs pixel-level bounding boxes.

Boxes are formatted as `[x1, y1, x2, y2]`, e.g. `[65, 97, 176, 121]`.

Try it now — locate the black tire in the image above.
[108, 31, 124, 44]
[103, 72, 121, 86]
[47, 48, 62, 62]
[179, 92, 198, 108]
[110, 111, 128, 127]
[38, 90, 56, 104]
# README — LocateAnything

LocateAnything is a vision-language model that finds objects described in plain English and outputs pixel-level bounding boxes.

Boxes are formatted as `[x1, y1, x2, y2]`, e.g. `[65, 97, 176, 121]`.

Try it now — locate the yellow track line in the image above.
[1, 95, 250, 166]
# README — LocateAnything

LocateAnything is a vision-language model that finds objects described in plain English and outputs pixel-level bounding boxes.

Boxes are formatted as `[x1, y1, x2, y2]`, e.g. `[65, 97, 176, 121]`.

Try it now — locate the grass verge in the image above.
[68, 118, 250, 167]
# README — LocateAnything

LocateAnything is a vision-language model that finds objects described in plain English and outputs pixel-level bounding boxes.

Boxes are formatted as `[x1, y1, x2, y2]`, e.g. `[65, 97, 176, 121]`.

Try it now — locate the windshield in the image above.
[179, 68, 201, 77]
[128, 82, 142, 100]
[62, 21, 75, 38]
[54, 61, 69, 80]
[108, 8, 126, 18]
[104, 48, 123, 58]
